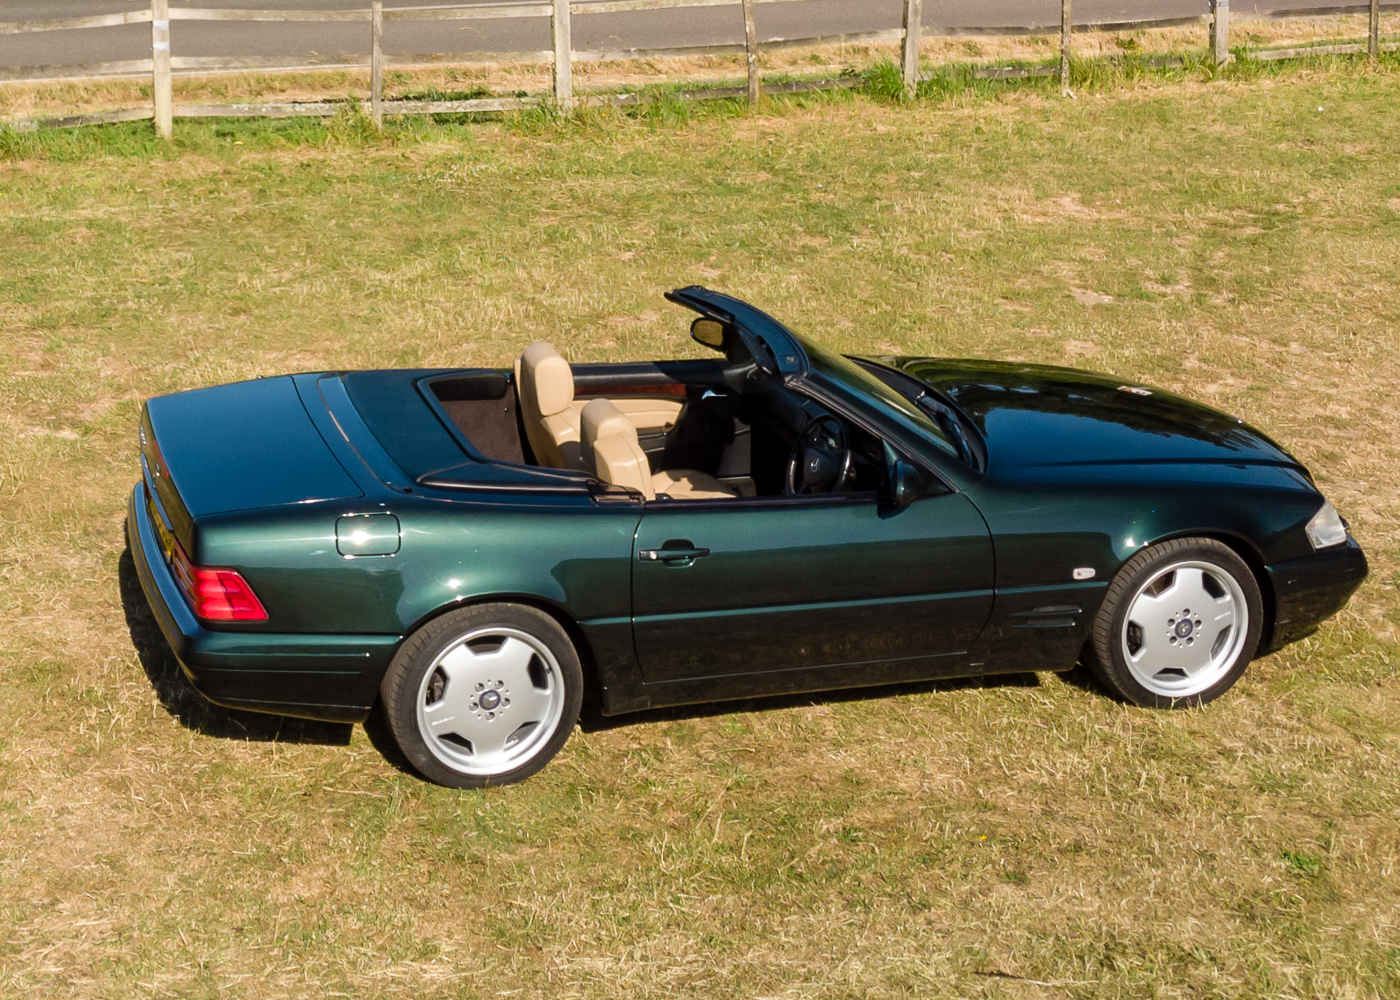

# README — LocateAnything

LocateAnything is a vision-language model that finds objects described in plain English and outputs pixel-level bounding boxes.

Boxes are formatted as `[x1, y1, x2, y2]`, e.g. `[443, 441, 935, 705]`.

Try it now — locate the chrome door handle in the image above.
[639, 544, 710, 564]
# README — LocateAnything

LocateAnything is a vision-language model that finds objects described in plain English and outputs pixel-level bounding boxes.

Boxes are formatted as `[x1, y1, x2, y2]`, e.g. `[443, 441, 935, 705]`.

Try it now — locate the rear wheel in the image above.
[380, 603, 582, 788]
[1085, 538, 1263, 708]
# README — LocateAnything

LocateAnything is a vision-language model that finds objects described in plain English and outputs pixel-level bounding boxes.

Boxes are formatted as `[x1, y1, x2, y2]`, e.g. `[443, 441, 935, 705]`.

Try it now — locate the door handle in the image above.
[639, 542, 711, 565]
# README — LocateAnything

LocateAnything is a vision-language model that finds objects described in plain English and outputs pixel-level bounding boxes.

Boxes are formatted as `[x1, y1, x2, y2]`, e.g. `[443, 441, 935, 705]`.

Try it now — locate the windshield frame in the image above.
[797, 341, 981, 473]
[845, 356, 988, 472]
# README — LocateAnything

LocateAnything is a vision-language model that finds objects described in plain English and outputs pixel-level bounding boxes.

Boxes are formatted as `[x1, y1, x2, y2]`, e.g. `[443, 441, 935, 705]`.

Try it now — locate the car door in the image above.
[631, 490, 995, 685]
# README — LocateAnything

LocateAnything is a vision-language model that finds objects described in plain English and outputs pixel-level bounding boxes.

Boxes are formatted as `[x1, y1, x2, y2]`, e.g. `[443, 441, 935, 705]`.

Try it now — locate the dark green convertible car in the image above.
[128, 287, 1367, 787]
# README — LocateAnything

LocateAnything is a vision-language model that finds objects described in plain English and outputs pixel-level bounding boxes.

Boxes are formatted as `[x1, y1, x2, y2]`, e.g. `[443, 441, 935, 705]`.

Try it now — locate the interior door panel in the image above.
[604, 396, 685, 432]
[571, 361, 748, 474]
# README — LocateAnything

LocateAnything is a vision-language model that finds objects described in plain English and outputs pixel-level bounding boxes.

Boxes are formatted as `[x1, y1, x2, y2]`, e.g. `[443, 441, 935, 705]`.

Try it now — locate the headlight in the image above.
[1305, 500, 1348, 550]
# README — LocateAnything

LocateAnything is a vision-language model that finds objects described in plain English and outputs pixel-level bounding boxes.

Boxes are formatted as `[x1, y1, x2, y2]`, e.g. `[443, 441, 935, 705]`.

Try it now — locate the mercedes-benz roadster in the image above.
[127, 287, 1367, 787]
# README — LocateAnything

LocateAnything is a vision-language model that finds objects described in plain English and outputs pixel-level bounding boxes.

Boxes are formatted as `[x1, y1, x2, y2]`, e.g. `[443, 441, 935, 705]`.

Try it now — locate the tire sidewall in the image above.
[1094, 539, 1264, 708]
[381, 603, 583, 788]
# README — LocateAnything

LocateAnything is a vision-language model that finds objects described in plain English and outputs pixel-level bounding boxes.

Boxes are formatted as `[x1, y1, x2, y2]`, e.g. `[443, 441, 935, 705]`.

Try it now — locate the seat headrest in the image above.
[580, 399, 636, 447]
[576, 397, 638, 476]
[520, 341, 574, 417]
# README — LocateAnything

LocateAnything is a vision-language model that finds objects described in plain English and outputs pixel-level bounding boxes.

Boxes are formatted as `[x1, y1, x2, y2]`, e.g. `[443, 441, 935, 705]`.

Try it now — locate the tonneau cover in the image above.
[339, 369, 592, 494]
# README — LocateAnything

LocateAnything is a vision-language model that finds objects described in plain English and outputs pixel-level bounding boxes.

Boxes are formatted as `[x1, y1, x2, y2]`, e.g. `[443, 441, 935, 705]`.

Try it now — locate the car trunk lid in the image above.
[142, 376, 362, 542]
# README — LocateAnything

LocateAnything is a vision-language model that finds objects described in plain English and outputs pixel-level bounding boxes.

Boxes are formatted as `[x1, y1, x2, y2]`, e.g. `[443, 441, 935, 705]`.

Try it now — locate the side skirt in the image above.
[598, 651, 990, 716]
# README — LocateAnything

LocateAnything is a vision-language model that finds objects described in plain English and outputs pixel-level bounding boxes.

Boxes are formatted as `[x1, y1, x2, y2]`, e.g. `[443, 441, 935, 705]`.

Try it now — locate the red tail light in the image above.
[190, 568, 269, 622]
[169, 536, 268, 622]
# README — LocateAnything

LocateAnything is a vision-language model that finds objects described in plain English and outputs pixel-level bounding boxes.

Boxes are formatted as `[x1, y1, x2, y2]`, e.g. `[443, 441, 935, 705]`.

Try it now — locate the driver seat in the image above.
[580, 399, 738, 501]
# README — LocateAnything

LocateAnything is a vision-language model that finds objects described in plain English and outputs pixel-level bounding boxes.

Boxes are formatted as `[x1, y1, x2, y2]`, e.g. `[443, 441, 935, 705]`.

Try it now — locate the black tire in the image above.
[1083, 537, 1264, 708]
[379, 602, 583, 788]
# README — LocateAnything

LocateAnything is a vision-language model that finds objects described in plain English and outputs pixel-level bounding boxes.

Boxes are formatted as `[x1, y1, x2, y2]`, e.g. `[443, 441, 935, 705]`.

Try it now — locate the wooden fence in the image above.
[2, 0, 1398, 138]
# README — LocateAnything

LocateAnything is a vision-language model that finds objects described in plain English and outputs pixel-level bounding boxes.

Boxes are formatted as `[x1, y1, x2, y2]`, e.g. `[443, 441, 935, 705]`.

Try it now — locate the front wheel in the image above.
[380, 603, 583, 788]
[1084, 538, 1264, 708]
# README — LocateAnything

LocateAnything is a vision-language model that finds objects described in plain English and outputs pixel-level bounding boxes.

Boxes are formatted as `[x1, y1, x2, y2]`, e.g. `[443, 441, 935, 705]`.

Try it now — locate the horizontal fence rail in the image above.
[0, 10, 155, 34]
[1246, 38, 1398, 56]
[0, 59, 156, 83]
[2, 1, 1397, 135]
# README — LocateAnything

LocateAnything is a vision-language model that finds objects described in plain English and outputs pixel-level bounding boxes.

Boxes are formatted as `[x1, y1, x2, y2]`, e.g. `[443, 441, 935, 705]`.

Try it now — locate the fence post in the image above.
[901, 0, 922, 98]
[552, 0, 573, 113]
[151, 0, 172, 139]
[1059, 0, 1071, 93]
[1211, 0, 1230, 67]
[1370, 0, 1380, 64]
[371, 2, 383, 128]
[741, 0, 759, 105]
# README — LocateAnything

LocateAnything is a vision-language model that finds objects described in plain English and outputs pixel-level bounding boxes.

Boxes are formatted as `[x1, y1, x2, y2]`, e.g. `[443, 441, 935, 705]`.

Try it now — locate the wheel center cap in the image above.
[1174, 620, 1194, 638]
[479, 689, 502, 711]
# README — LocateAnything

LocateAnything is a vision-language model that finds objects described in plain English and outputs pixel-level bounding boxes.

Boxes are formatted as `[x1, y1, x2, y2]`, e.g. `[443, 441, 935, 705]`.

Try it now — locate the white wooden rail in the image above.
[2, 1, 1397, 137]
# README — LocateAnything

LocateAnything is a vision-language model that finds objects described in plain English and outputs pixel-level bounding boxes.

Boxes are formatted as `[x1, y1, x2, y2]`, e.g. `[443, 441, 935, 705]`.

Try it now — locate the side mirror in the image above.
[891, 460, 923, 509]
[690, 317, 727, 351]
[883, 442, 923, 510]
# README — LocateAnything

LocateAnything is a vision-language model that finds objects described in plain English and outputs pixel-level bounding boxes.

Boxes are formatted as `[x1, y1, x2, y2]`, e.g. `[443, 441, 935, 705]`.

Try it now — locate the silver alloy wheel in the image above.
[1120, 559, 1250, 698]
[415, 626, 566, 777]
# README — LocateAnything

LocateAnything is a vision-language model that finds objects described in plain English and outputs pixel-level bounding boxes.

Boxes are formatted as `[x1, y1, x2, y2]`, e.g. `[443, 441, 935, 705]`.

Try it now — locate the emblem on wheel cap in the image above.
[479, 689, 502, 710]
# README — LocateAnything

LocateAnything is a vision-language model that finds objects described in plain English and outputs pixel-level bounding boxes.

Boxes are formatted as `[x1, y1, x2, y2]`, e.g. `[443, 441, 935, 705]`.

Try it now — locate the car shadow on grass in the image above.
[577, 671, 1046, 733]
[1054, 662, 1111, 697]
[118, 546, 354, 747]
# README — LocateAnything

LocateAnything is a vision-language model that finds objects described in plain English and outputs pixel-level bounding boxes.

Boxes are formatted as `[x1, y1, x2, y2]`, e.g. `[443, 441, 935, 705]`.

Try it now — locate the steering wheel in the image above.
[785, 415, 855, 495]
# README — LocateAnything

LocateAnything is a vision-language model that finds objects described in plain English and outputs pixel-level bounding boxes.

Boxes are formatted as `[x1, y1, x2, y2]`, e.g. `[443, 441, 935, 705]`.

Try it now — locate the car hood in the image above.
[889, 358, 1306, 483]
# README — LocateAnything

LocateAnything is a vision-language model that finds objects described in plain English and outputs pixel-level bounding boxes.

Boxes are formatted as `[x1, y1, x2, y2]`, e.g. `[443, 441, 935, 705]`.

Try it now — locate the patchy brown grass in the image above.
[0, 60, 1398, 999]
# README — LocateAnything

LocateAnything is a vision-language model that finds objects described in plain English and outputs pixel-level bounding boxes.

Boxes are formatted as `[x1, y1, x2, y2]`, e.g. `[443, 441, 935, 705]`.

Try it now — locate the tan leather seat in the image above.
[580, 396, 635, 467]
[581, 399, 738, 501]
[514, 342, 586, 470]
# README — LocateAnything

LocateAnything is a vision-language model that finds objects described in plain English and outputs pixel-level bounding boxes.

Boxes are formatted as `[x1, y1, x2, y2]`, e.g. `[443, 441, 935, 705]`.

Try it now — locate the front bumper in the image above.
[1262, 535, 1368, 653]
[126, 483, 400, 723]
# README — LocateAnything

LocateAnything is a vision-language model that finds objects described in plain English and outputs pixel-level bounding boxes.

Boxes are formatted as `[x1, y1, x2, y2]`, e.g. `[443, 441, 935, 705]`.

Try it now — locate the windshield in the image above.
[799, 341, 970, 464]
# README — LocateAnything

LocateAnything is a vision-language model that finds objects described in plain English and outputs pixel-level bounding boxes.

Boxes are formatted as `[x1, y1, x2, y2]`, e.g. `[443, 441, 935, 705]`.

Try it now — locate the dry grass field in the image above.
[1, 57, 1399, 999]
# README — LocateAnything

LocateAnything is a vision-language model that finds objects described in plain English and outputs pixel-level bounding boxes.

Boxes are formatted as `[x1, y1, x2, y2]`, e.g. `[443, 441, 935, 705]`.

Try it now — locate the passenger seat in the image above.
[580, 399, 738, 501]
[514, 342, 586, 470]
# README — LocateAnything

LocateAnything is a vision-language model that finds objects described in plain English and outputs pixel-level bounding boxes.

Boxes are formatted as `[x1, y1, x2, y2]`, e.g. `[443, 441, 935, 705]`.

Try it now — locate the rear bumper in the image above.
[127, 483, 400, 723]
[1262, 535, 1368, 653]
